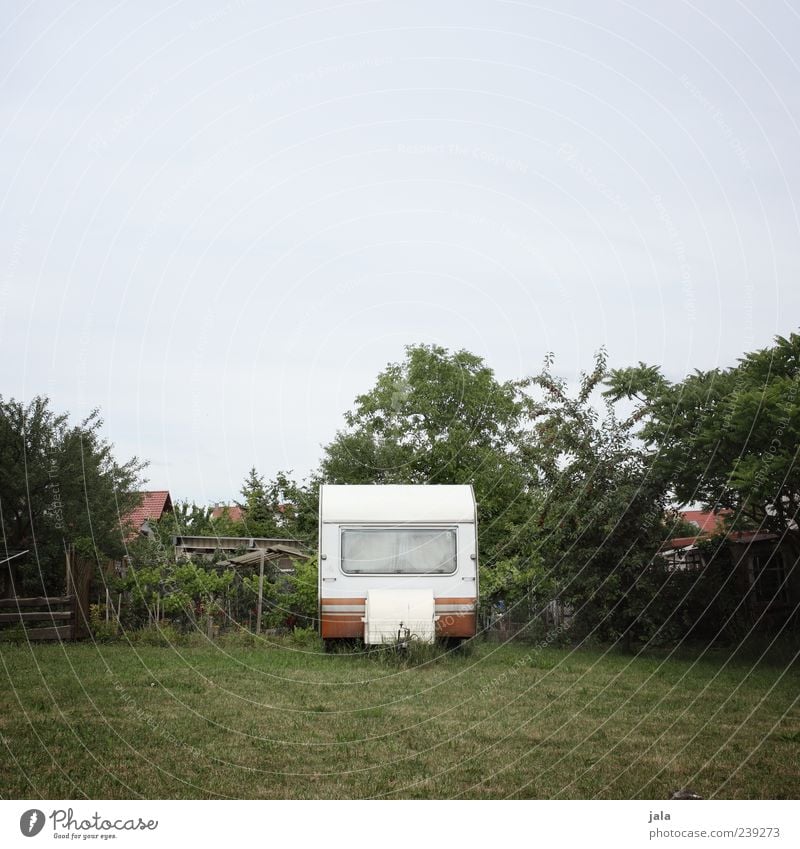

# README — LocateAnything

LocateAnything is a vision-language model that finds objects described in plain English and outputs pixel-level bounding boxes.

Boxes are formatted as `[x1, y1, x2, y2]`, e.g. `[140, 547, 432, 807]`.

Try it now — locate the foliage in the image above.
[237, 467, 279, 535]
[232, 468, 318, 542]
[148, 470, 318, 550]
[605, 332, 800, 539]
[478, 556, 546, 612]
[241, 556, 318, 631]
[320, 343, 533, 560]
[657, 540, 750, 644]
[89, 603, 120, 641]
[510, 349, 672, 645]
[119, 559, 235, 630]
[286, 625, 322, 649]
[286, 556, 318, 624]
[152, 501, 216, 547]
[241, 570, 284, 630]
[0, 395, 145, 596]
[125, 621, 185, 647]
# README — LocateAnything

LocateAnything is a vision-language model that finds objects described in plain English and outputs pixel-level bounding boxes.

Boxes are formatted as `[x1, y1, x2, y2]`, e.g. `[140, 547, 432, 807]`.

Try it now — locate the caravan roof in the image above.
[319, 484, 476, 524]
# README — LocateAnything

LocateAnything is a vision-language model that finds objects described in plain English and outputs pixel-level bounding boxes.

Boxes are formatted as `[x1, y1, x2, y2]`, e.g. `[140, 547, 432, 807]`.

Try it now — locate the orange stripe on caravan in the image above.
[436, 613, 477, 637]
[320, 597, 366, 605]
[435, 598, 476, 605]
[321, 617, 363, 638]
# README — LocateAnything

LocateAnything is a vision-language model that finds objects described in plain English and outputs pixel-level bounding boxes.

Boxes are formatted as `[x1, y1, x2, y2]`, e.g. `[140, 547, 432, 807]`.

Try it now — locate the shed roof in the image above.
[228, 543, 308, 571]
[320, 484, 476, 523]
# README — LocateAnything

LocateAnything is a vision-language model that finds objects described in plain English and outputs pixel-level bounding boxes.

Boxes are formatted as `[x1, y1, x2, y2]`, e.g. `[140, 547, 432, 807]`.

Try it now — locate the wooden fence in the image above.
[0, 595, 76, 640]
[0, 544, 93, 641]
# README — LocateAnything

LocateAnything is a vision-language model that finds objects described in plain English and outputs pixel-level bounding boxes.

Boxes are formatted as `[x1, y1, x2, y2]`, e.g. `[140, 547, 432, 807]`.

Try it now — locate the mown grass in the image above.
[0, 636, 797, 799]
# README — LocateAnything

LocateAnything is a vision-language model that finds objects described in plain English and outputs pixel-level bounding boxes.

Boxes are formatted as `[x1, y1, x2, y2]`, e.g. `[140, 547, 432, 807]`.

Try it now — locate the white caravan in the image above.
[318, 484, 478, 646]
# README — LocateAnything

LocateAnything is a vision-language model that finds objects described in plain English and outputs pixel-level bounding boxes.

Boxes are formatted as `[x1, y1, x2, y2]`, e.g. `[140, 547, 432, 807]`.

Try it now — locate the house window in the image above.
[751, 551, 788, 603]
[680, 549, 704, 570]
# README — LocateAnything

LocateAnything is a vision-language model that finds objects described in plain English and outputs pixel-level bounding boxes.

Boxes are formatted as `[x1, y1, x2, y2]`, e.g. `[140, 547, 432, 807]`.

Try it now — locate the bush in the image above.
[125, 622, 184, 647]
[215, 629, 264, 650]
[286, 626, 322, 650]
[89, 604, 120, 642]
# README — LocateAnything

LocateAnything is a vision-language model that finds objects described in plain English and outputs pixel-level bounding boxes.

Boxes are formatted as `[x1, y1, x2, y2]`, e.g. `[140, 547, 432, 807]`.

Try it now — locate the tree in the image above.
[0, 396, 145, 596]
[605, 332, 800, 543]
[151, 500, 215, 549]
[234, 467, 317, 541]
[509, 350, 672, 644]
[320, 343, 533, 559]
[237, 467, 274, 533]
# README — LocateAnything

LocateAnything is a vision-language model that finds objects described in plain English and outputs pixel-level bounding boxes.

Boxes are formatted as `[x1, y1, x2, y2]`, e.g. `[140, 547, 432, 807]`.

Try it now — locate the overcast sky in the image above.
[1, 0, 799, 502]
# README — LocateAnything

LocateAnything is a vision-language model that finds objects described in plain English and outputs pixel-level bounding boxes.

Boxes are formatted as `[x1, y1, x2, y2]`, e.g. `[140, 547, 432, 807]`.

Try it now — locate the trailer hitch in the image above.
[396, 622, 411, 651]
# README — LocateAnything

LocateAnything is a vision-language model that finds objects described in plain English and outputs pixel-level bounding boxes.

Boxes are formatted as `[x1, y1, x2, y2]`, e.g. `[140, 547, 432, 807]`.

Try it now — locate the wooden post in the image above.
[105, 587, 110, 622]
[65, 544, 75, 639]
[256, 548, 265, 635]
[65, 544, 72, 597]
[71, 551, 92, 640]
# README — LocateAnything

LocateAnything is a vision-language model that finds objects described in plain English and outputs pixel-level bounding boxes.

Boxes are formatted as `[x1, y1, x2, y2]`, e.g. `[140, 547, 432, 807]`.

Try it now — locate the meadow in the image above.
[1, 637, 797, 799]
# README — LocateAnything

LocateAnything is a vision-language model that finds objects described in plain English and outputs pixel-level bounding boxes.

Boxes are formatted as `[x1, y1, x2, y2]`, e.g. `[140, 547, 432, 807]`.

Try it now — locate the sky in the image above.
[1, 0, 799, 503]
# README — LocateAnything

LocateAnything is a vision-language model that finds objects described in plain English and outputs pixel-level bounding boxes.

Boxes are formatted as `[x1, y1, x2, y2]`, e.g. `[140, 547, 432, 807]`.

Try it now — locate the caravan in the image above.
[318, 484, 478, 647]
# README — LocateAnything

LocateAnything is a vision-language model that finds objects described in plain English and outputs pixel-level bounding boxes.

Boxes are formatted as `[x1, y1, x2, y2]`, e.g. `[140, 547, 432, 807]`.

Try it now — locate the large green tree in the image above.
[320, 344, 533, 559]
[0, 396, 145, 596]
[505, 351, 672, 644]
[234, 467, 317, 542]
[605, 332, 800, 543]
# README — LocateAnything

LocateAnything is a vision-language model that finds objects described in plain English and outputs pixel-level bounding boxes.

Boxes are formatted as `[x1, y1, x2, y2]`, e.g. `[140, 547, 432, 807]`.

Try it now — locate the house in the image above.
[660, 509, 798, 624]
[210, 504, 245, 523]
[123, 490, 174, 540]
[103, 491, 174, 582]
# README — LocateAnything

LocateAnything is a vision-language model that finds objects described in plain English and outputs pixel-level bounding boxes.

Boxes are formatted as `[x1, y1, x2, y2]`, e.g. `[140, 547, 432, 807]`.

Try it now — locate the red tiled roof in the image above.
[123, 491, 173, 537]
[663, 520, 776, 553]
[665, 536, 702, 550]
[661, 509, 730, 551]
[680, 509, 730, 533]
[210, 505, 245, 522]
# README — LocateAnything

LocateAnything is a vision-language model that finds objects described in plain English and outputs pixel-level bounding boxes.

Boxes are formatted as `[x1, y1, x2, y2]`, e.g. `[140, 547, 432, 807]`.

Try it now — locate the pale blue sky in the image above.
[2, 1, 799, 501]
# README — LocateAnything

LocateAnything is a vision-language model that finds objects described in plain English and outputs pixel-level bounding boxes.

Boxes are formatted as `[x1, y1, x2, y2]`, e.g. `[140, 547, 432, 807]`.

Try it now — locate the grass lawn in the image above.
[1, 637, 798, 799]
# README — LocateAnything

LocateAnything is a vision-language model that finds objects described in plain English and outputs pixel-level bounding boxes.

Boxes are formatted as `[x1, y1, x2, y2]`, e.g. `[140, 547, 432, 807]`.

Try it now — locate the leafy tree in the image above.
[0, 396, 145, 596]
[242, 555, 319, 631]
[237, 467, 274, 532]
[320, 343, 533, 559]
[285, 556, 318, 626]
[150, 500, 216, 550]
[605, 332, 800, 544]
[119, 558, 235, 629]
[230, 467, 318, 542]
[509, 350, 672, 645]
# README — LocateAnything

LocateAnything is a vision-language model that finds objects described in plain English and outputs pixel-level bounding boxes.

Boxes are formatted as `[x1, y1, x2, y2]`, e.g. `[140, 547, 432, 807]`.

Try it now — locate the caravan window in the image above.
[340, 527, 457, 575]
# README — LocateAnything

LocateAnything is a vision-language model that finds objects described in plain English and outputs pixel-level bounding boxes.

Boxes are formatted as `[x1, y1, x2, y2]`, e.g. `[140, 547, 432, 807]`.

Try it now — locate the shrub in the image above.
[89, 604, 120, 642]
[286, 626, 322, 650]
[126, 622, 184, 647]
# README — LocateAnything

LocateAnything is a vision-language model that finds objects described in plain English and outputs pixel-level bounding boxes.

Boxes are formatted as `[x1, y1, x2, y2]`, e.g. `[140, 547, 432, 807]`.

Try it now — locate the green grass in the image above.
[1, 637, 798, 799]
